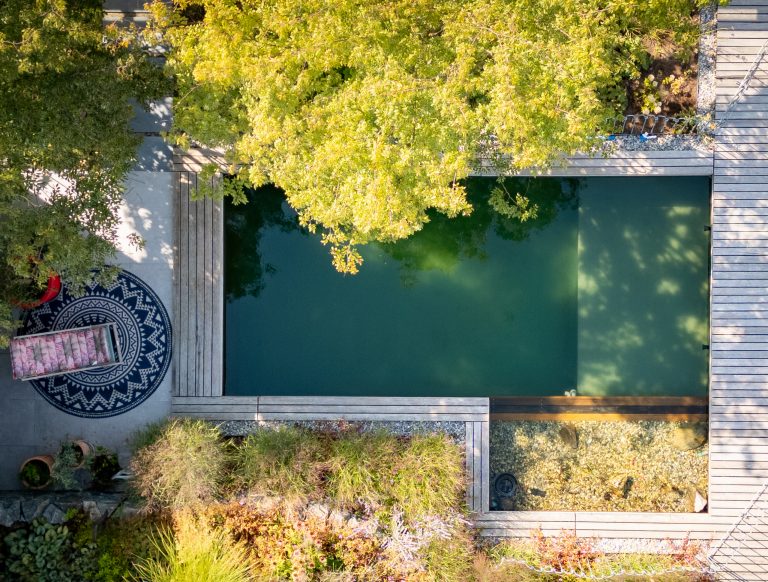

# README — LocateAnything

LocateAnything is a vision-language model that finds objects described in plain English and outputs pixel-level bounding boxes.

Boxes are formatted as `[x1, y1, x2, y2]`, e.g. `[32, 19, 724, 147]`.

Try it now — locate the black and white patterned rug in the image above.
[21, 269, 172, 418]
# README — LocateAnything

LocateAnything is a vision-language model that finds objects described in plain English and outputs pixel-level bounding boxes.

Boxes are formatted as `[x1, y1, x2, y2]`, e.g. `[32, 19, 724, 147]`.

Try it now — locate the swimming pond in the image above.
[224, 176, 710, 398]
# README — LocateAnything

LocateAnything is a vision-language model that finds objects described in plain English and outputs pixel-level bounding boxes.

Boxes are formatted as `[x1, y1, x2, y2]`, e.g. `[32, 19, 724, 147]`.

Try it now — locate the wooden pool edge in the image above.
[490, 396, 709, 422]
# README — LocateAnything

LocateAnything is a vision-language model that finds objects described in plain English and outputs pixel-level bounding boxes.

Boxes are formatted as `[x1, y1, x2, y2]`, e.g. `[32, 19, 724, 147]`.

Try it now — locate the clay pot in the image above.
[19, 455, 55, 490]
[69, 440, 95, 469]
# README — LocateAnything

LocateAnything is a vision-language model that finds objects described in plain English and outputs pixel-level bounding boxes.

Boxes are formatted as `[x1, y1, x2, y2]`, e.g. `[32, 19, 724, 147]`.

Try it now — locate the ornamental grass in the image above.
[130, 418, 228, 510]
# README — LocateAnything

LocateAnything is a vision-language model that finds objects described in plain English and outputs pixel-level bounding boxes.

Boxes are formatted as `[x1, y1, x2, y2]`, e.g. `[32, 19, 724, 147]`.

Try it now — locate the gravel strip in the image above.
[216, 419, 466, 444]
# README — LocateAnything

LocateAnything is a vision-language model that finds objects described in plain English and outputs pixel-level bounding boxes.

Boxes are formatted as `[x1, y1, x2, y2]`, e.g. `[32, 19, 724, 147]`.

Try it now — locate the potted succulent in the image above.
[87, 446, 121, 490]
[19, 455, 54, 489]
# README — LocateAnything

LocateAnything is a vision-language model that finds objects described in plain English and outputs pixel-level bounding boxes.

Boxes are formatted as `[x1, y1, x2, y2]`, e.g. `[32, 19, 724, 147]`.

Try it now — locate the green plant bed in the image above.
[490, 420, 708, 512]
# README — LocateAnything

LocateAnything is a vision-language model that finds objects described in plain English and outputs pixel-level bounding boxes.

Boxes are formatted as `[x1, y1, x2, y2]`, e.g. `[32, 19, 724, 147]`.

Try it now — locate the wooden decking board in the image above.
[172, 170, 224, 397]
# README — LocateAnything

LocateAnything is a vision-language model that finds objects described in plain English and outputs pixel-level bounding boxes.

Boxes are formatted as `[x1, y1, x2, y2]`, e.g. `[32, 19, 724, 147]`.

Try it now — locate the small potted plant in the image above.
[88, 446, 121, 490]
[51, 439, 93, 489]
[19, 455, 54, 489]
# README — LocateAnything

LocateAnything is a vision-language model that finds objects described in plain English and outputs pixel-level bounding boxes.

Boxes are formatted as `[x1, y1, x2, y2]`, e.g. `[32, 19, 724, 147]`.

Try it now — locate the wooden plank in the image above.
[175, 173, 187, 396]
[203, 195, 213, 397]
[465, 422, 475, 511]
[473, 421, 483, 513]
[481, 420, 490, 513]
[211, 195, 224, 396]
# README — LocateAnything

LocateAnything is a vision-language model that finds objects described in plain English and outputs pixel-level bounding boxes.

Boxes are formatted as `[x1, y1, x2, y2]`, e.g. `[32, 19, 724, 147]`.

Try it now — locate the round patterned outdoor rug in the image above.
[21, 269, 172, 418]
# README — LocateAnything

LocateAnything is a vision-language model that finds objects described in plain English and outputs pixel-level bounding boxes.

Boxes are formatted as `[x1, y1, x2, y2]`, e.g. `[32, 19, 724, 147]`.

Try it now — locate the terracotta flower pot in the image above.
[71, 440, 94, 469]
[19, 455, 54, 490]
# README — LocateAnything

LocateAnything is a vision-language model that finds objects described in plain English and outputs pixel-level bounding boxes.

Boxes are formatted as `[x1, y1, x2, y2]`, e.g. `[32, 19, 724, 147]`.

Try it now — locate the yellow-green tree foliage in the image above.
[154, 0, 703, 272]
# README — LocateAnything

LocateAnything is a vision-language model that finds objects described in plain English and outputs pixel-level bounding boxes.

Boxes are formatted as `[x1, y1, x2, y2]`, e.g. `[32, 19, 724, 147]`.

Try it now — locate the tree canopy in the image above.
[153, 0, 704, 273]
[0, 0, 168, 344]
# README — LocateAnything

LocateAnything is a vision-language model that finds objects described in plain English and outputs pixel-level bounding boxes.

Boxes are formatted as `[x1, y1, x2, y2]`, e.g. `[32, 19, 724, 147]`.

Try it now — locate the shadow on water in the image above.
[576, 177, 710, 397]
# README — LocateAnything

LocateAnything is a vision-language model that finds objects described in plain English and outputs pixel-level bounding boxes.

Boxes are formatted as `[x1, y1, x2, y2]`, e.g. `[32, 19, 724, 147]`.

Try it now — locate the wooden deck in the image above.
[169, 1, 768, 565]
[173, 171, 224, 397]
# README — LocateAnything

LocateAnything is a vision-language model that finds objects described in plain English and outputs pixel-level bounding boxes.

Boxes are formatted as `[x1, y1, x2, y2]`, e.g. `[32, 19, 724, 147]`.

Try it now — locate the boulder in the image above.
[0, 498, 22, 527]
[686, 488, 708, 513]
[558, 424, 579, 450]
[671, 423, 708, 451]
[41, 503, 66, 525]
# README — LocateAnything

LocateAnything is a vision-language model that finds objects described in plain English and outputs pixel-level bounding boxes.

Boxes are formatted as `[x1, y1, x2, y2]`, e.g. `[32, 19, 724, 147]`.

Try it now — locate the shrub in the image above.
[88, 447, 121, 490]
[129, 419, 171, 454]
[51, 443, 81, 490]
[326, 430, 398, 510]
[130, 418, 227, 510]
[134, 509, 251, 582]
[233, 426, 326, 500]
[392, 433, 466, 519]
[204, 500, 393, 581]
[2, 518, 96, 582]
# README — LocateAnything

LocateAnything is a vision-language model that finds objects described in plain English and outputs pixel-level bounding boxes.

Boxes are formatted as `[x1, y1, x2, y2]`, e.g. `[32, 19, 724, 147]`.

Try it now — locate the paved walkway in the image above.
[0, 101, 174, 490]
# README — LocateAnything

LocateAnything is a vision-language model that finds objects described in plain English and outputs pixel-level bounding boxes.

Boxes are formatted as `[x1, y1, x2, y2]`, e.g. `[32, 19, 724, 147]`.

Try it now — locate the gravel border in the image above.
[216, 419, 466, 444]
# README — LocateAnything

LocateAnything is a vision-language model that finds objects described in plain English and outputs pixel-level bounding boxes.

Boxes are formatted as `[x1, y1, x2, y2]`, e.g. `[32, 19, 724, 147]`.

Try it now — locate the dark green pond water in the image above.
[224, 176, 710, 397]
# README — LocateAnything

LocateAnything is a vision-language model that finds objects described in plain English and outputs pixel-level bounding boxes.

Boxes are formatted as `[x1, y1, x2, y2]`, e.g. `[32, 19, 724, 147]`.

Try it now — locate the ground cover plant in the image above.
[151, 0, 710, 274]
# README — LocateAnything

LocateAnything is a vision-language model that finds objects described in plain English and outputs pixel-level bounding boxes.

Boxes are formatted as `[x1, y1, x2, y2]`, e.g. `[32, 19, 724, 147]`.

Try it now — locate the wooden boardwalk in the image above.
[169, 1, 768, 569]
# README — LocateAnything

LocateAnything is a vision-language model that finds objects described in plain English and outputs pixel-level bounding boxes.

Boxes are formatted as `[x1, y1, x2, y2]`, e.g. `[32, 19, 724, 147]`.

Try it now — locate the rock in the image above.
[686, 488, 708, 513]
[671, 423, 708, 451]
[558, 424, 579, 450]
[82, 500, 102, 522]
[20, 497, 46, 521]
[530, 488, 547, 498]
[0, 498, 22, 526]
[328, 509, 347, 527]
[304, 503, 329, 522]
[41, 503, 65, 525]
[685, 487, 707, 513]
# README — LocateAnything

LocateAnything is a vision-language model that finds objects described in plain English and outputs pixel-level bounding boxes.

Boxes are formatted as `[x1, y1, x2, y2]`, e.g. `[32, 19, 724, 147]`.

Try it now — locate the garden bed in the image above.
[490, 420, 708, 513]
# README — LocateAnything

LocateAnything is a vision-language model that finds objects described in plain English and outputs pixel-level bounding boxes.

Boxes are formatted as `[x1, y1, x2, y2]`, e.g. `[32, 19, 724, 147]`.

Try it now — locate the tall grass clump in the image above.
[326, 430, 399, 509]
[131, 418, 227, 510]
[233, 426, 325, 500]
[133, 509, 251, 582]
[392, 433, 465, 518]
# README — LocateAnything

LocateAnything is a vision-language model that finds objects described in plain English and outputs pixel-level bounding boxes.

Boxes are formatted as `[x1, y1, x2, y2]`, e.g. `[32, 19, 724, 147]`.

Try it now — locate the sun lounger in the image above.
[10, 323, 123, 381]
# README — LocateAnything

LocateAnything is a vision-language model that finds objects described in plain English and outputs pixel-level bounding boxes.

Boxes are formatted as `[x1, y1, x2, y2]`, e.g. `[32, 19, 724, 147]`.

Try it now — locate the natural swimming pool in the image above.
[224, 176, 710, 398]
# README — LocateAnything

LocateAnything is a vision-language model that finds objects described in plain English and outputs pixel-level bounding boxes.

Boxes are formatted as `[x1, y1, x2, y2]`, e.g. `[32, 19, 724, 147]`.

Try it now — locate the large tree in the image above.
[153, 0, 703, 273]
[0, 0, 168, 344]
